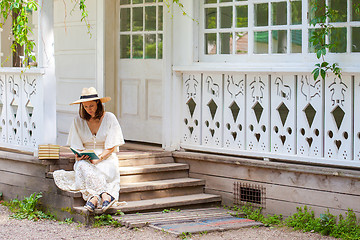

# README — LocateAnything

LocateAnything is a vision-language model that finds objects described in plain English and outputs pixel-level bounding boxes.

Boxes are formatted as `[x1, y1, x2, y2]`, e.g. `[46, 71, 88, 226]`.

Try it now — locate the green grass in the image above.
[93, 214, 122, 228]
[231, 204, 360, 239]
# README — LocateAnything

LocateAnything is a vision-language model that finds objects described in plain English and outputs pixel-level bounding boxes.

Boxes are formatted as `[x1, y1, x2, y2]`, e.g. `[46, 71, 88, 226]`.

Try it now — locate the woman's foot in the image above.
[100, 192, 115, 212]
[84, 196, 98, 212]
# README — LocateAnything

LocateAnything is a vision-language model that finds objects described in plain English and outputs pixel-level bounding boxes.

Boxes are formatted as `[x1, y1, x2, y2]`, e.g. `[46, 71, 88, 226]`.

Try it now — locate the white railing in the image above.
[0, 68, 45, 152]
[180, 71, 360, 167]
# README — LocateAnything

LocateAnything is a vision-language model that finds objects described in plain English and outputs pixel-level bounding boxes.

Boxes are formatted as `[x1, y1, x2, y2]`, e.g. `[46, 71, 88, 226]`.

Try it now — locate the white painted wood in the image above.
[354, 76, 360, 161]
[182, 73, 202, 145]
[117, 1, 164, 144]
[202, 73, 223, 147]
[0, 74, 7, 144]
[246, 74, 270, 152]
[324, 74, 353, 160]
[223, 73, 246, 150]
[296, 74, 323, 157]
[271, 74, 296, 154]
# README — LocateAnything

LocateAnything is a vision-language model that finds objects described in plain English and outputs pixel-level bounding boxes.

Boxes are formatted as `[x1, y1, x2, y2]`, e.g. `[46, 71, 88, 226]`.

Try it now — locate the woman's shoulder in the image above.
[104, 111, 117, 120]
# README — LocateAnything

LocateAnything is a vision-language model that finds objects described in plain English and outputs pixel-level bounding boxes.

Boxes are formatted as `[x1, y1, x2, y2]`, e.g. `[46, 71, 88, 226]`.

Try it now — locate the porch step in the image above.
[73, 193, 222, 214]
[119, 178, 205, 201]
[117, 151, 174, 167]
[119, 163, 189, 183]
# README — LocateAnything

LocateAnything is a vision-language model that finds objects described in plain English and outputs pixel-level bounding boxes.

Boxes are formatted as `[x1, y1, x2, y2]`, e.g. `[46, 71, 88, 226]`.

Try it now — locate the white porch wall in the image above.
[54, 0, 103, 145]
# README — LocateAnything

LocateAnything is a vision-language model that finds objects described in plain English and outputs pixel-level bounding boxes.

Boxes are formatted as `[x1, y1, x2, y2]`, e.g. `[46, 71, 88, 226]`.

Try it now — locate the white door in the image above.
[117, 0, 163, 143]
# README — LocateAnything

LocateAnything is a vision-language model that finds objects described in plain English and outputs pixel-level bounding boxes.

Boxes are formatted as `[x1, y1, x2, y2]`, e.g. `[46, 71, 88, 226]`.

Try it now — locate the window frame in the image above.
[198, 0, 360, 64]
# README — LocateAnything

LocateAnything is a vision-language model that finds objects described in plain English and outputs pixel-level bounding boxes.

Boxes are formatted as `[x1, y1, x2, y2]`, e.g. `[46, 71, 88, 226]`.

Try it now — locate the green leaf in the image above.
[320, 69, 326, 80]
[312, 68, 320, 80]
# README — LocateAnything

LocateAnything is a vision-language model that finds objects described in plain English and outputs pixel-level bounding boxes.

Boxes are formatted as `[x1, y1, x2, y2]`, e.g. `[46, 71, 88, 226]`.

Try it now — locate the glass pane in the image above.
[220, 6, 232, 28]
[158, 34, 163, 59]
[145, 6, 156, 31]
[120, 0, 130, 4]
[145, 34, 156, 58]
[330, 28, 346, 52]
[291, 1, 302, 25]
[159, 0, 163, 2]
[272, 2, 287, 25]
[220, 33, 232, 54]
[352, 27, 360, 52]
[205, 8, 217, 29]
[145, 0, 156, 2]
[236, 32, 248, 54]
[308, 29, 322, 53]
[329, 0, 347, 22]
[309, 0, 325, 24]
[120, 8, 130, 32]
[120, 35, 130, 58]
[255, 3, 268, 26]
[205, 0, 217, 3]
[158, 6, 163, 30]
[133, 0, 143, 4]
[291, 30, 302, 53]
[133, 7, 143, 31]
[352, 0, 360, 21]
[236, 5, 248, 27]
[254, 31, 268, 54]
[132, 35, 143, 58]
[220, 0, 232, 2]
[205, 33, 217, 54]
[272, 30, 287, 53]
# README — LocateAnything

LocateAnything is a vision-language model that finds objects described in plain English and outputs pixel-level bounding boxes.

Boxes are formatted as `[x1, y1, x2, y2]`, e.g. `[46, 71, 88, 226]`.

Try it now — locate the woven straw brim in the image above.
[70, 96, 111, 105]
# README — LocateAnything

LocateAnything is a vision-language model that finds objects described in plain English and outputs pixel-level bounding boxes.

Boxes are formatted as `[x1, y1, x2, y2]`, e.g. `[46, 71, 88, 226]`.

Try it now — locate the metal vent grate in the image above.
[234, 182, 266, 208]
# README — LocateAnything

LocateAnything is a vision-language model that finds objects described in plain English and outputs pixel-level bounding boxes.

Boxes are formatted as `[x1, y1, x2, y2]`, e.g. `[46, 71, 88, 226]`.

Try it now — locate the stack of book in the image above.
[38, 144, 60, 160]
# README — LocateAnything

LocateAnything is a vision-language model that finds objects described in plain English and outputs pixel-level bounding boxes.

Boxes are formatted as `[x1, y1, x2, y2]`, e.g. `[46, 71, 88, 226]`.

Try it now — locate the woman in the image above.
[53, 87, 124, 212]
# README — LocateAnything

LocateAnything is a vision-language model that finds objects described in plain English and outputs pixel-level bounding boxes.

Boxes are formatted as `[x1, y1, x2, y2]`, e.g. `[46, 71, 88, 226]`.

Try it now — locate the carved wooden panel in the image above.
[355, 76, 360, 161]
[324, 74, 352, 160]
[7, 74, 22, 145]
[246, 74, 270, 152]
[182, 73, 202, 145]
[297, 75, 323, 157]
[223, 74, 246, 149]
[271, 74, 296, 154]
[0, 74, 6, 143]
[202, 73, 223, 147]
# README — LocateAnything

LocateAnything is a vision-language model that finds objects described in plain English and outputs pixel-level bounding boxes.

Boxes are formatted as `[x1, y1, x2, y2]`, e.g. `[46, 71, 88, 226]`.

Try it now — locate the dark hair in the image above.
[79, 100, 104, 121]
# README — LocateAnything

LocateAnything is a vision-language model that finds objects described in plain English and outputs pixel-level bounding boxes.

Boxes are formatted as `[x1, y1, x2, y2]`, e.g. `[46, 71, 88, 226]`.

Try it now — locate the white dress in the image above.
[53, 112, 124, 202]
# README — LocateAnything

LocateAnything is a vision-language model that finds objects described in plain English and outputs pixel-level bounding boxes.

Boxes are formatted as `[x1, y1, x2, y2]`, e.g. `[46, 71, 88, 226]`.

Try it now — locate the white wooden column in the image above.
[37, 0, 56, 145]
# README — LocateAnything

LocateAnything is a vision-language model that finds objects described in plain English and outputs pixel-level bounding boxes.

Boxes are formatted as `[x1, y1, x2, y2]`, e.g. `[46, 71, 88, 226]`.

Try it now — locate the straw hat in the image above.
[70, 87, 111, 105]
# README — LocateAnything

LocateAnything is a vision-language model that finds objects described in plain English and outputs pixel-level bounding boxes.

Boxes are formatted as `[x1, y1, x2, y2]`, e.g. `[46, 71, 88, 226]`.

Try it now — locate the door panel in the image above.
[117, 0, 163, 144]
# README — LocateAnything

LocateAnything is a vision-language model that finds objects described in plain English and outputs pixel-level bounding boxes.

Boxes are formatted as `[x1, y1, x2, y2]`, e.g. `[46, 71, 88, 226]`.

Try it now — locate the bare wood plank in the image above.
[191, 173, 360, 213]
[0, 170, 59, 194]
[0, 159, 47, 178]
[182, 159, 360, 196]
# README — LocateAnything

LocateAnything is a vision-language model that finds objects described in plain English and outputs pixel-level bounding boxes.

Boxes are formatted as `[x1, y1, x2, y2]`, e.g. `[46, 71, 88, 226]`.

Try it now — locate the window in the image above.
[119, 0, 163, 59]
[201, 0, 360, 58]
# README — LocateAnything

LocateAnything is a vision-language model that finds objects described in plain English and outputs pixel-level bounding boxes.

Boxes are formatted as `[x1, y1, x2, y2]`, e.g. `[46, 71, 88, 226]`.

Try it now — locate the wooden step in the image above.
[119, 178, 205, 201]
[118, 156, 174, 167]
[73, 193, 222, 214]
[117, 151, 172, 160]
[119, 163, 189, 183]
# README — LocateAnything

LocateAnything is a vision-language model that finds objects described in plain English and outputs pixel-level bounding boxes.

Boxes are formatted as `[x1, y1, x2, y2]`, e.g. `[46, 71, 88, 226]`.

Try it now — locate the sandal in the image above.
[100, 192, 116, 212]
[84, 196, 97, 212]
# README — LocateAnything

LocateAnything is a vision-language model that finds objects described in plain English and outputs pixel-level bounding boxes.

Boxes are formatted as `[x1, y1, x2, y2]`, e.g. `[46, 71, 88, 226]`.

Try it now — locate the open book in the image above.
[70, 147, 99, 160]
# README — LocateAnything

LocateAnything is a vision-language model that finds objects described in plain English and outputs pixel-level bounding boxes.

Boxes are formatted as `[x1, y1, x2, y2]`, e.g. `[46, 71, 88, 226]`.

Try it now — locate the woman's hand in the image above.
[75, 153, 90, 161]
[90, 159, 101, 164]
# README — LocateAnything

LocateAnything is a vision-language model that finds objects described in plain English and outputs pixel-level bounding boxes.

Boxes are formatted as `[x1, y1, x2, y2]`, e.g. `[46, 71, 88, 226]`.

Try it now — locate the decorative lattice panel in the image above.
[202, 73, 223, 147]
[324, 74, 353, 160]
[182, 73, 202, 145]
[21, 74, 38, 147]
[0, 74, 6, 143]
[223, 74, 246, 149]
[355, 76, 360, 161]
[271, 74, 296, 154]
[297, 75, 323, 157]
[7, 75, 22, 145]
[246, 74, 270, 152]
